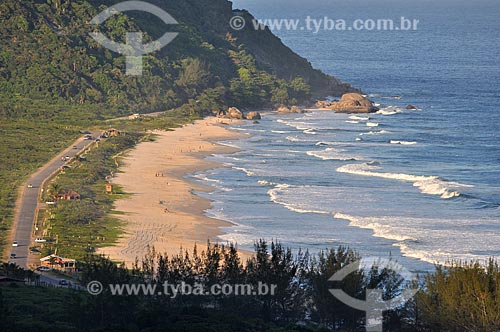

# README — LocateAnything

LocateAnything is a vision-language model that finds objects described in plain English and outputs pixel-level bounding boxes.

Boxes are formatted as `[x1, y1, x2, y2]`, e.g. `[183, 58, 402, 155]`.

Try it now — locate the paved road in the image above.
[35, 271, 82, 289]
[8, 132, 100, 268]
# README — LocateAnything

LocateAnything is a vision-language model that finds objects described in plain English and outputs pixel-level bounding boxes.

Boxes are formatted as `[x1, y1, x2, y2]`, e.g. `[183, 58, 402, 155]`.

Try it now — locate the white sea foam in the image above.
[360, 130, 392, 136]
[217, 223, 257, 246]
[193, 174, 221, 183]
[334, 213, 418, 242]
[366, 122, 379, 127]
[268, 184, 330, 214]
[345, 120, 360, 124]
[307, 148, 363, 161]
[377, 110, 399, 115]
[303, 128, 317, 135]
[271, 130, 291, 134]
[315, 141, 338, 146]
[390, 140, 417, 145]
[349, 115, 369, 121]
[287, 136, 321, 142]
[377, 106, 403, 116]
[333, 213, 500, 265]
[336, 163, 473, 199]
[279, 120, 318, 131]
[233, 166, 255, 176]
[286, 136, 304, 142]
[258, 180, 277, 186]
[218, 142, 241, 149]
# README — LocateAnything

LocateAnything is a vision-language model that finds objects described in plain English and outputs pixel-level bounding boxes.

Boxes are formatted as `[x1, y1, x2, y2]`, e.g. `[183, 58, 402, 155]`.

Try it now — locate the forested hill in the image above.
[0, 0, 356, 119]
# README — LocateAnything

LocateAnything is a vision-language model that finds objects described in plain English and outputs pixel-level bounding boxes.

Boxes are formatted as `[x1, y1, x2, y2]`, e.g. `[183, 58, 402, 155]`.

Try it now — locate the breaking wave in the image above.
[307, 148, 363, 161]
[336, 163, 473, 199]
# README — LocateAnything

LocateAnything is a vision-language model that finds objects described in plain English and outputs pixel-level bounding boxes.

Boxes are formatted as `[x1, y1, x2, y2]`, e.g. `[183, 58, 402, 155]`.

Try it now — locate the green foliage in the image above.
[417, 260, 500, 331]
[41, 134, 141, 260]
[3, 244, 500, 332]
[0, 0, 333, 119]
[175, 58, 212, 98]
[0, 285, 80, 332]
[0, 119, 80, 249]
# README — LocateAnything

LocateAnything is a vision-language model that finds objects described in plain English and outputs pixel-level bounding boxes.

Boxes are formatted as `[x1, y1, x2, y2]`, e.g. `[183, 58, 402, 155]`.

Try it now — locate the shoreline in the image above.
[97, 117, 250, 265]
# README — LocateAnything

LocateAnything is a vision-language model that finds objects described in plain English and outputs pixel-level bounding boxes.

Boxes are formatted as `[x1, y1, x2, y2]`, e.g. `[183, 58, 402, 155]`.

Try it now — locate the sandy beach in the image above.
[97, 117, 247, 265]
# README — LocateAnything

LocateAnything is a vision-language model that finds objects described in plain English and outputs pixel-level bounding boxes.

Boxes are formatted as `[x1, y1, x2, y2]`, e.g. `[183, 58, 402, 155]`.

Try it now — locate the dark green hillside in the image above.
[0, 0, 356, 118]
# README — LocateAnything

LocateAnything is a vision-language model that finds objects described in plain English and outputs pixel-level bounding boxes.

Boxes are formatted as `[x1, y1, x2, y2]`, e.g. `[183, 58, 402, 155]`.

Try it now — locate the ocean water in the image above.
[193, 0, 500, 271]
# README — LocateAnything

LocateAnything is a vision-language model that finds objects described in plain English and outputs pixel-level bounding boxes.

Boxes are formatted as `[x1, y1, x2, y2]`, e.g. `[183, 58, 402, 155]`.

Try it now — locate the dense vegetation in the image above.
[0, 0, 356, 253]
[1, 244, 500, 331]
[0, 0, 354, 117]
[40, 133, 141, 260]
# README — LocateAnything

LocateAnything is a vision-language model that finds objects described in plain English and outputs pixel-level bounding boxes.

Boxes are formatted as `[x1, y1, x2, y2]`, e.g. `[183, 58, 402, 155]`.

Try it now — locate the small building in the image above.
[128, 113, 141, 120]
[104, 128, 125, 137]
[60, 190, 81, 201]
[40, 255, 76, 273]
[105, 183, 113, 194]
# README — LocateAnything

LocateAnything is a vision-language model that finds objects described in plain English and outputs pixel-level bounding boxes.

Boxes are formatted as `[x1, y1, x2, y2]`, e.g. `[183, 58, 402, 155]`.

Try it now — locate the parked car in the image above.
[34, 238, 46, 243]
[58, 279, 69, 286]
[27, 184, 33, 188]
[73, 146, 78, 149]
[36, 266, 51, 272]
[9, 253, 16, 259]
[12, 241, 18, 247]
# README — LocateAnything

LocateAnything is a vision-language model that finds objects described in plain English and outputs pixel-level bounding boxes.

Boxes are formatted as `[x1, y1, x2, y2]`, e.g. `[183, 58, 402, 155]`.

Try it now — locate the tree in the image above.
[48, 183, 62, 201]
[175, 58, 211, 98]
[417, 260, 500, 331]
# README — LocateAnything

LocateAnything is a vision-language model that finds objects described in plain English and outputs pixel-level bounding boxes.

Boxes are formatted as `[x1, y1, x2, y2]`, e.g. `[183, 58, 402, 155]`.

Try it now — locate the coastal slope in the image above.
[0, 0, 356, 118]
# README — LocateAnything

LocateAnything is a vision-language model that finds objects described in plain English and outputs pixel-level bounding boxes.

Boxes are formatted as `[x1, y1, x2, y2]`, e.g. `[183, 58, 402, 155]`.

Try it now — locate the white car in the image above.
[36, 266, 51, 272]
[34, 238, 47, 243]
[12, 241, 18, 247]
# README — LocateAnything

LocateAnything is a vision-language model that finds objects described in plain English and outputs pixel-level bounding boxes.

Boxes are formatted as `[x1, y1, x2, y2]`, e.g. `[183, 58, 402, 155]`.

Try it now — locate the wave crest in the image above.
[307, 148, 363, 161]
[336, 163, 473, 199]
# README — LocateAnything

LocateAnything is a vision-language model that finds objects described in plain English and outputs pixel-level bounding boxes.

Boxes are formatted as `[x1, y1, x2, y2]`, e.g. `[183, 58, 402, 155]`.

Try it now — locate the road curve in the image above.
[8, 132, 100, 268]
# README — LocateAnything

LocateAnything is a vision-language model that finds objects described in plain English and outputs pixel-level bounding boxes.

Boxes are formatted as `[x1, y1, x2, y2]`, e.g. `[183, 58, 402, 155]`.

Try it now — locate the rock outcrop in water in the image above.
[316, 93, 379, 113]
[246, 112, 262, 120]
[227, 107, 244, 119]
[276, 105, 304, 114]
[406, 105, 418, 110]
[218, 108, 261, 120]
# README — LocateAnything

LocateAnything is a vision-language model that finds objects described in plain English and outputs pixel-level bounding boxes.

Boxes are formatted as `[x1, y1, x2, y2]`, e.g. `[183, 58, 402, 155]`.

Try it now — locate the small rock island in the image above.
[316, 93, 379, 113]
